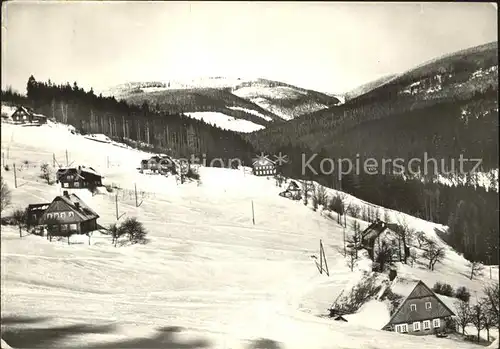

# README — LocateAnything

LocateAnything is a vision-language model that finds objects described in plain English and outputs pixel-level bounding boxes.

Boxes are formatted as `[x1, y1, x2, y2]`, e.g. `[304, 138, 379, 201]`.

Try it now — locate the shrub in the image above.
[115, 217, 149, 245]
[88, 182, 99, 196]
[333, 275, 382, 314]
[4, 164, 10, 171]
[381, 288, 404, 315]
[105, 185, 114, 193]
[455, 286, 471, 303]
[432, 282, 454, 297]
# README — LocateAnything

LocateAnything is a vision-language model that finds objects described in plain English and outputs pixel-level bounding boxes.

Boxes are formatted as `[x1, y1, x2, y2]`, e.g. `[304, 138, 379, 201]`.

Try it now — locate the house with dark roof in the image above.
[361, 220, 400, 263]
[252, 157, 276, 177]
[9, 106, 47, 125]
[56, 166, 103, 189]
[140, 155, 175, 174]
[382, 280, 455, 336]
[29, 191, 99, 235]
[26, 203, 51, 228]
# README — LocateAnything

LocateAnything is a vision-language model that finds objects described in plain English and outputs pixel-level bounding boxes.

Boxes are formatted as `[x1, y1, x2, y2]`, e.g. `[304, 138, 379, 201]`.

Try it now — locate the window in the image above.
[69, 224, 78, 231]
[432, 319, 440, 328]
[395, 324, 408, 333]
[53, 212, 59, 218]
[46, 213, 53, 219]
[425, 302, 432, 310]
[63, 183, 69, 188]
[413, 322, 420, 332]
[68, 212, 74, 218]
[61, 224, 67, 231]
[74, 181, 80, 187]
[423, 320, 431, 330]
[60, 212, 66, 219]
[410, 304, 417, 311]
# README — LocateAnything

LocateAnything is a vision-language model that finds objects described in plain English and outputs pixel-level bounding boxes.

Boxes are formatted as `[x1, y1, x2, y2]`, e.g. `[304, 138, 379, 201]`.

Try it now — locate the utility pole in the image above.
[53, 153, 56, 167]
[134, 183, 143, 207]
[13, 163, 17, 188]
[343, 225, 346, 257]
[115, 193, 119, 220]
[320, 240, 323, 273]
[135, 183, 138, 207]
[65, 149, 69, 166]
[251, 200, 255, 225]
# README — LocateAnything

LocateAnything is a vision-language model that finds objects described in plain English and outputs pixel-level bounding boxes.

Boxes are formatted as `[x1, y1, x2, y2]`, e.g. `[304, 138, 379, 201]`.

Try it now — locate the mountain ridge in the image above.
[102, 77, 342, 130]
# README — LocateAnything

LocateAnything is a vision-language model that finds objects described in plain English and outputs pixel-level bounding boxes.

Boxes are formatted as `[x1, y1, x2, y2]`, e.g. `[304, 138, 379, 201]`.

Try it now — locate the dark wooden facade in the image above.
[252, 158, 276, 176]
[382, 281, 455, 336]
[56, 166, 103, 189]
[31, 191, 99, 235]
[10, 106, 47, 124]
[361, 220, 400, 263]
[140, 155, 174, 173]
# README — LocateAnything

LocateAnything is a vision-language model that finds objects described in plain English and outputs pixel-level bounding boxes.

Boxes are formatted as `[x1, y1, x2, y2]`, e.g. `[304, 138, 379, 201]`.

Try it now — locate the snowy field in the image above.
[1, 121, 497, 349]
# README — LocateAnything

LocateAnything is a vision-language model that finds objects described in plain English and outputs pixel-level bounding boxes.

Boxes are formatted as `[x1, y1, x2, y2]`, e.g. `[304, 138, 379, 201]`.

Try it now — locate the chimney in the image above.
[75, 202, 80, 209]
[63, 190, 69, 197]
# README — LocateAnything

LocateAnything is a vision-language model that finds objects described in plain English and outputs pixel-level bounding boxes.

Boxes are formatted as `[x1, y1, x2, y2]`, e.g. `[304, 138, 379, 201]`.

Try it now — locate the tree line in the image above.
[10, 76, 256, 166]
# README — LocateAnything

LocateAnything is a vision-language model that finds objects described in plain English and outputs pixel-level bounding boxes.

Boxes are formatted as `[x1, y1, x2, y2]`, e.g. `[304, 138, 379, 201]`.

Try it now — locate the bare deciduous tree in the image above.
[12, 208, 27, 238]
[470, 302, 486, 342]
[482, 305, 496, 342]
[482, 282, 499, 326]
[393, 218, 415, 263]
[0, 176, 11, 213]
[312, 185, 328, 210]
[40, 163, 54, 184]
[468, 261, 485, 280]
[422, 240, 446, 271]
[415, 231, 431, 249]
[454, 300, 471, 335]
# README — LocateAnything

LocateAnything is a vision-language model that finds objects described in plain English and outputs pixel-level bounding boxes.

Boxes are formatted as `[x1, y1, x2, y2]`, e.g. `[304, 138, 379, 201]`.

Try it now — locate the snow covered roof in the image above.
[27, 203, 51, 212]
[58, 193, 99, 221]
[56, 165, 102, 177]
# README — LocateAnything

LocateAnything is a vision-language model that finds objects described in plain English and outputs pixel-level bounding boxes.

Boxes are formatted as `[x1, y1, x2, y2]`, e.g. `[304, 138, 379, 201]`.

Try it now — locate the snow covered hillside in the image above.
[103, 77, 341, 125]
[184, 111, 265, 133]
[1, 121, 497, 349]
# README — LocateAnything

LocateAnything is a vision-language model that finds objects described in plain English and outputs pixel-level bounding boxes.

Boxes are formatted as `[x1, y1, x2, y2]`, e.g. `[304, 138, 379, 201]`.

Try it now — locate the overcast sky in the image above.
[1, 1, 497, 95]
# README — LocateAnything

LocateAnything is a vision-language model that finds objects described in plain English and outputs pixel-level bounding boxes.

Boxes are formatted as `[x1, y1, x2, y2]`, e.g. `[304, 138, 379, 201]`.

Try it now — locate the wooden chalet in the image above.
[28, 191, 99, 234]
[56, 166, 103, 189]
[140, 155, 174, 173]
[10, 106, 47, 125]
[382, 280, 455, 336]
[252, 157, 276, 177]
[287, 180, 300, 192]
[361, 220, 400, 262]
